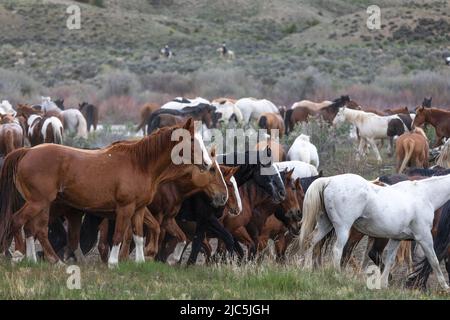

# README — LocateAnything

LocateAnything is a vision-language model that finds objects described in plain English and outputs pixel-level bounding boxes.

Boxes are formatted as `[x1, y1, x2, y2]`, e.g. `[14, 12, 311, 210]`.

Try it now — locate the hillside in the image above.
[2, 0, 450, 118]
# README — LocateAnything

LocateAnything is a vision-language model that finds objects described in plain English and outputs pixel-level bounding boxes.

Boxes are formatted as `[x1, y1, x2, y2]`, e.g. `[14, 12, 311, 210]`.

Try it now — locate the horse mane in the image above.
[109, 126, 177, 172]
[412, 127, 427, 140]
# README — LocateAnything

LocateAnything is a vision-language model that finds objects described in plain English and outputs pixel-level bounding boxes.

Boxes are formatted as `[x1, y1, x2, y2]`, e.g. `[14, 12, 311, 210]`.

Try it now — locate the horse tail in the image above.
[85, 105, 95, 131]
[76, 113, 88, 139]
[398, 139, 415, 173]
[285, 109, 293, 134]
[0, 148, 28, 252]
[258, 115, 268, 129]
[51, 119, 63, 145]
[289, 177, 330, 256]
[4, 129, 15, 155]
[407, 201, 450, 289]
[80, 214, 104, 255]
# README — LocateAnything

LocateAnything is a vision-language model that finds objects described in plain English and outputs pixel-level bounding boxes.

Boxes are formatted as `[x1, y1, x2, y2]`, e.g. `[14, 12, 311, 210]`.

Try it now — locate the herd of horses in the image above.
[0, 94, 449, 293]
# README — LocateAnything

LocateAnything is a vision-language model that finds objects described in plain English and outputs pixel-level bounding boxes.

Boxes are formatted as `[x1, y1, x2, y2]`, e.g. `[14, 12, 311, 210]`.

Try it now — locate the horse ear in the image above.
[287, 168, 294, 178]
[209, 145, 216, 159]
[318, 170, 323, 177]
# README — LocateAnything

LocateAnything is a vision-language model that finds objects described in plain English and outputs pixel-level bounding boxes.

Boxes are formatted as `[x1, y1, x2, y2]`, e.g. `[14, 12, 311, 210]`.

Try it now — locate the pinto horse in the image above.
[0, 114, 24, 156]
[146, 104, 216, 134]
[413, 106, 450, 148]
[0, 119, 228, 267]
[297, 173, 450, 290]
[333, 107, 411, 162]
[16, 104, 64, 146]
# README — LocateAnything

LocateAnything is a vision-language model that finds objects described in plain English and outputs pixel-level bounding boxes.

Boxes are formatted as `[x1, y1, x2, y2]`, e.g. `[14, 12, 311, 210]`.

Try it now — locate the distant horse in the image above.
[0, 114, 24, 156]
[235, 98, 280, 124]
[284, 96, 350, 134]
[436, 138, 450, 168]
[161, 97, 211, 110]
[79, 102, 99, 133]
[40, 97, 88, 139]
[136, 102, 160, 135]
[211, 98, 243, 125]
[396, 128, 429, 173]
[333, 107, 410, 162]
[258, 113, 285, 138]
[0, 119, 228, 267]
[413, 106, 450, 148]
[0, 100, 16, 116]
[275, 160, 318, 180]
[146, 104, 216, 134]
[291, 100, 332, 111]
[255, 138, 286, 162]
[296, 173, 450, 290]
[287, 134, 319, 168]
[217, 48, 235, 60]
[16, 104, 63, 146]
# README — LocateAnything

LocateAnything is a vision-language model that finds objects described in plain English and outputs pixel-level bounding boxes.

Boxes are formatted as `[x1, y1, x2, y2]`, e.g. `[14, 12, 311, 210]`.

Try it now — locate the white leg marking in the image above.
[108, 243, 122, 268]
[26, 236, 37, 263]
[133, 234, 145, 263]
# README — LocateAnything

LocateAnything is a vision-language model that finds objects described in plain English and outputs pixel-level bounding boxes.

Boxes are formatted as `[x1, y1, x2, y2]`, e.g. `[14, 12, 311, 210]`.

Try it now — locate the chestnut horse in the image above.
[0, 119, 228, 267]
[0, 114, 24, 156]
[396, 128, 429, 173]
[257, 112, 285, 138]
[413, 106, 450, 147]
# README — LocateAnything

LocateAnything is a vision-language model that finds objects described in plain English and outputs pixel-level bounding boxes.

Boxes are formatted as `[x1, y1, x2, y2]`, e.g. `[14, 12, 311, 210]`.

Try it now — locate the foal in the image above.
[395, 128, 429, 173]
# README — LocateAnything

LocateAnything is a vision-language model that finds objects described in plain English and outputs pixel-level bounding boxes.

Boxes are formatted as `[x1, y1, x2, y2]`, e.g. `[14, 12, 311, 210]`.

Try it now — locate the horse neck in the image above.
[425, 109, 447, 125]
[416, 175, 450, 210]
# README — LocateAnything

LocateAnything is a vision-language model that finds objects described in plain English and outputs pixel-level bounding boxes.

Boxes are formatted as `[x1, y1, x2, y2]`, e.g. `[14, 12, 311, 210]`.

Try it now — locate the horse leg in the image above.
[415, 233, 450, 291]
[98, 219, 110, 263]
[131, 207, 145, 263]
[380, 239, 401, 288]
[367, 138, 382, 163]
[387, 137, 394, 157]
[187, 218, 208, 265]
[33, 209, 62, 264]
[64, 211, 85, 263]
[143, 208, 160, 259]
[108, 203, 135, 268]
[369, 238, 388, 271]
[332, 225, 351, 271]
[119, 225, 133, 261]
[361, 237, 374, 270]
[341, 228, 364, 269]
[304, 214, 333, 269]
[356, 137, 366, 160]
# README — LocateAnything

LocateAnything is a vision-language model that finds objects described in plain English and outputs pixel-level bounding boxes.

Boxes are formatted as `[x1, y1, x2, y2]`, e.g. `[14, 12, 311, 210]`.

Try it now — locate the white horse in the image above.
[235, 98, 280, 124]
[211, 100, 243, 125]
[287, 134, 319, 168]
[217, 48, 235, 60]
[297, 173, 450, 290]
[275, 161, 318, 180]
[333, 107, 407, 162]
[40, 97, 88, 139]
[161, 97, 211, 110]
[0, 100, 16, 116]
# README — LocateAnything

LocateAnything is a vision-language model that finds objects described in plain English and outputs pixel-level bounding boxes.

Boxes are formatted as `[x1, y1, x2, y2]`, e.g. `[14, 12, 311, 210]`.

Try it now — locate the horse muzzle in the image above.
[211, 194, 227, 208]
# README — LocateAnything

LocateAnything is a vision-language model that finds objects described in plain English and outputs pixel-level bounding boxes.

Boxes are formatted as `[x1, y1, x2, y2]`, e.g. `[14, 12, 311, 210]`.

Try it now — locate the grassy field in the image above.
[0, 259, 447, 300]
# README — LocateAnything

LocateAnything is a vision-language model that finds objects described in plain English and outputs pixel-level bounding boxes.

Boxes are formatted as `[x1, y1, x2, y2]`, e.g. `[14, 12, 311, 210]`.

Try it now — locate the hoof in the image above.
[108, 262, 119, 269]
[55, 260, 66, 268]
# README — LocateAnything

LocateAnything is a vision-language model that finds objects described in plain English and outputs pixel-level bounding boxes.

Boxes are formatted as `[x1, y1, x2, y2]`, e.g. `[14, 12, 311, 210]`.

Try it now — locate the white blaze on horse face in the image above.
[108, 243, 122, 268]
[230, 176, 242, 214]
[216, 160, 228, 202]
[133, 235, 145, 263]
[194, 132, 212, 168]
[26, 236, 37, 263]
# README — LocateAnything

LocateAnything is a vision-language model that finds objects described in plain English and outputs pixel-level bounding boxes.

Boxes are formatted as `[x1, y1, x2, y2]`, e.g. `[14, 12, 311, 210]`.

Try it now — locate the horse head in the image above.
[422, 97, 432, 108]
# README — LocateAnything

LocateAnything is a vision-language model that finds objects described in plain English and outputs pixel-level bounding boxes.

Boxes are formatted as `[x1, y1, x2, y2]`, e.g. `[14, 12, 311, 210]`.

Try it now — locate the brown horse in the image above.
[0, 119, 228, 267]
[257, 112, 285, 138]
[257, 177, 304, 260]
[413, 106, 450, 147]
[255, 138, 286, 162]
[0, 114, 24, 156]
[136, 102, 160, 135]
[79, 102, 99, 133]
[396, 128, 429, 173]
[222, 169, 300, 258]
